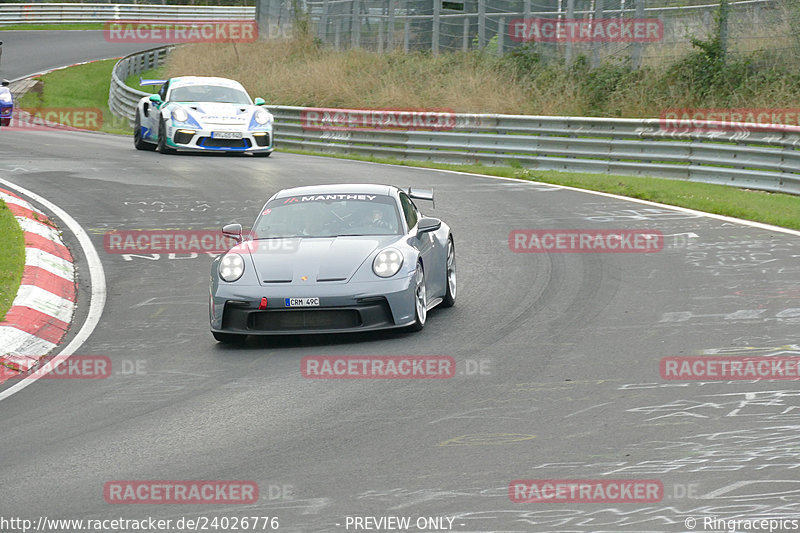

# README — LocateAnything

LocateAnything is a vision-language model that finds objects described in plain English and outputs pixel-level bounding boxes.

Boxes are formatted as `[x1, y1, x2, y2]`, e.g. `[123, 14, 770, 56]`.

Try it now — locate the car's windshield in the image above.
[252, 194, 402, 238]
[169, 85, 251, 105]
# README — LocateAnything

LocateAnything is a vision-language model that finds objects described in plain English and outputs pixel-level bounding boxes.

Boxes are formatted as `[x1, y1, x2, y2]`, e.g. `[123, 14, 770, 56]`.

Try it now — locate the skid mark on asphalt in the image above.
[438, 434, 536, 446]
[428, 406, 539, 425]
[97, 370, 224, 403]
[564, 401, 613, 418]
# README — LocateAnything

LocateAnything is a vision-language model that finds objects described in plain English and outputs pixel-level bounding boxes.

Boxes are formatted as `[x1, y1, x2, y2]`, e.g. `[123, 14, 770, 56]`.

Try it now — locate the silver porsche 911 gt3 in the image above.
[209, 184, 456, 343]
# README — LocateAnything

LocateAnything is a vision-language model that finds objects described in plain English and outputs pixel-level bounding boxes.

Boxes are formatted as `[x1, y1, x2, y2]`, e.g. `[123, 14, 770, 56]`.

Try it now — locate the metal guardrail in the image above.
[109, 48, 800, 196]
[270, 109, 800, 195]
[0, 3, 253, 24]
[108, 46, 172, 124]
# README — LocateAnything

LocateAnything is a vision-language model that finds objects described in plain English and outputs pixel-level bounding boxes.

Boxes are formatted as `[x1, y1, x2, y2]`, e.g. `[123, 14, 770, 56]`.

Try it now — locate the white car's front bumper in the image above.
[166, 124, 273, 154]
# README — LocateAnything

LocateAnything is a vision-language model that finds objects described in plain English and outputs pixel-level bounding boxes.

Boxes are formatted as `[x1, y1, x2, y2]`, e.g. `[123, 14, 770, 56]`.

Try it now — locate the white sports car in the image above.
[133, 76, 274, 156]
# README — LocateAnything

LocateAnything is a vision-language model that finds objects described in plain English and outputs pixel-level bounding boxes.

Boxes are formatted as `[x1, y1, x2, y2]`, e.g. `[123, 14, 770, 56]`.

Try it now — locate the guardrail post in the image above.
[433, 0, 440, 55]
[564, 0, 574, 65]
[319, 0, 329, 41]
[352, 0, 361, 48]
[631, 0, 645, 69]
[591, 0, 603, 68]
[378, 12, 385, 52]
[497, 16, 504, 55]
[404, 16, 410, 52]
[387, 0, 395, 50]
[255, 0, 269, 38]
[719, 0, 729, 61]
[478, 0, 485, 48]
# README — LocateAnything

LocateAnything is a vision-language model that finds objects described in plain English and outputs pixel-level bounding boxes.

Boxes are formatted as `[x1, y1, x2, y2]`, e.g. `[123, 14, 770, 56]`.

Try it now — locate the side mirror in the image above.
[416, 217, 441, 236]
[1, 80, 9, 87]
[254, 97, 265, 106]
[222, 223, 243, 244]
[149, 94, 163, 105]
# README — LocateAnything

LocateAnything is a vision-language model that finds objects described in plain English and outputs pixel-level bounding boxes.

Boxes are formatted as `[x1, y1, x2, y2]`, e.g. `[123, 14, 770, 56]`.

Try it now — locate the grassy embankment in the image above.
[16, 59, 131, 135]
[0, 200, 25, 322]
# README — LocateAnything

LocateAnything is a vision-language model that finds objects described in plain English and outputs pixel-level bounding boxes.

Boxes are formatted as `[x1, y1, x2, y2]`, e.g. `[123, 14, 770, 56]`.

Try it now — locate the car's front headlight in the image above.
[254, 109, 272, 125]
[373, 248, 403, 278]
[219, 253, 245, 282]
[171, 107, 189, 123]
[0, 92, 12, 103]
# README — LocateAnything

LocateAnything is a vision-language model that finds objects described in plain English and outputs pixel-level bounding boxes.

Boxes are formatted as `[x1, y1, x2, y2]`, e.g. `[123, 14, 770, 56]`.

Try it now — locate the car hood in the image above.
[181, 102, 252, 126]
[244, 236, 400, 285]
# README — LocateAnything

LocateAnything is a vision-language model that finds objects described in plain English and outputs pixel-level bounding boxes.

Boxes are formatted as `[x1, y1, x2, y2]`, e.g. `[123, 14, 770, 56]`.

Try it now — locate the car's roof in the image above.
[273, 184, 397, 198]
[169, 77, 245, 90]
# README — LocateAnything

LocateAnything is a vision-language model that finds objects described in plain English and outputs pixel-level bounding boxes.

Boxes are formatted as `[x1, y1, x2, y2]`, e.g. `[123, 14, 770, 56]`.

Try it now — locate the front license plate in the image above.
[212, 131, 242, 139]
[285, 297, 320, 307]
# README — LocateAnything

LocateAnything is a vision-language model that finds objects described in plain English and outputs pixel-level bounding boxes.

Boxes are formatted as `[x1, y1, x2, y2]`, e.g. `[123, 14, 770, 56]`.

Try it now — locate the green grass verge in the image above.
[281, 149, 800, 231]
[0, 200, 26, 322]
[0, 23, 104, 30]
[17, 58, 132, 135]
[15, 60, 800, 231]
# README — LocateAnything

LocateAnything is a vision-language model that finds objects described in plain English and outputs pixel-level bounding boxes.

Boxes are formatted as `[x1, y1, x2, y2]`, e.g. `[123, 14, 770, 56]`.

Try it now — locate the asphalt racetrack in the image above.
[1, 33, 800, 533]
[0, 30, 161, 80]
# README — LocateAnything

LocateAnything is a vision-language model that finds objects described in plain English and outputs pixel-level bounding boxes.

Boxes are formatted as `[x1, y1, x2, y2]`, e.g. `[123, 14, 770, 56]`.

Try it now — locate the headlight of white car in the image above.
[254, 109, 272, 125]
[219, 253, 245, 282]
[373, 248, 403, 278]
[171, 107, 189, 123]
[0, 92, 11, 103]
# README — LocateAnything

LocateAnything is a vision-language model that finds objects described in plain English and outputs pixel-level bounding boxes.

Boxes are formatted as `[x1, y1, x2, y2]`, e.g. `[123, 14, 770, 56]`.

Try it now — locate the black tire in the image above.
[407, 262, 427, 332]
[441, 236, 456, 308]
[212, 331, 247, 344]
[0, 117, 10, 128]
[133, 112, 156, 151]
[253, 151, 272, 158]
[157, 119, 174, 154]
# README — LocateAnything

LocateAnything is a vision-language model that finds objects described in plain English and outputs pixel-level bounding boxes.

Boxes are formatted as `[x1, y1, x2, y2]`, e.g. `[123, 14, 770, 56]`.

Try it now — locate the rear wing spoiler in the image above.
[408, 188, 434, 208]
[139, 77, 167, 87]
